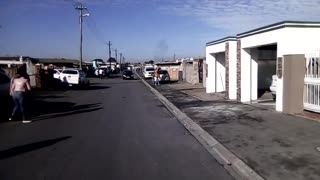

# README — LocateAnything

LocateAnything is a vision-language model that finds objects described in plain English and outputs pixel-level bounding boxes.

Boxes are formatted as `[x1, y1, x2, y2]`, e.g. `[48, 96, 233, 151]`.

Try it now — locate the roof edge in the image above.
[237, 20, 320, 38]
[206, 36, 237, 46]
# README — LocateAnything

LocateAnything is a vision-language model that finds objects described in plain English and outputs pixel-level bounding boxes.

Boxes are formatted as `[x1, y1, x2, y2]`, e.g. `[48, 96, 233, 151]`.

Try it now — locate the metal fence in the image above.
[304, 51, 320, 112]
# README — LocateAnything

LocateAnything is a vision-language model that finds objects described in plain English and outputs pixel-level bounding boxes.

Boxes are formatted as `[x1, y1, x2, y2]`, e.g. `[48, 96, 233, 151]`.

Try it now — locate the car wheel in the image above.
[272, 94, 276, 101]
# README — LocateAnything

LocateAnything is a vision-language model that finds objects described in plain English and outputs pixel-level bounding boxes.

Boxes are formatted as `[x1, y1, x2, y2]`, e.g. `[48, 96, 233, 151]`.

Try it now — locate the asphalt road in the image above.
[0, 77, 233, 180]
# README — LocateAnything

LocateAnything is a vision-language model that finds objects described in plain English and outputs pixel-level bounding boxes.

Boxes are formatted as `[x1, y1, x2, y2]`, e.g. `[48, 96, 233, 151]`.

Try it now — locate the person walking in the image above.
[98, 68, 104, 79]
[9, 72, 31, 123]
[154, 67, 161, 86]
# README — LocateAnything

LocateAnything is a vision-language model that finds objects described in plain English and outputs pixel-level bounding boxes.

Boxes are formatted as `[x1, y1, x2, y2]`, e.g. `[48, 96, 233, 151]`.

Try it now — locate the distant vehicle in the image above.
[143, 66, 154, 79]
[122, 70, 134, 80]
[270, 75, 277, 101]
[59, 69, 89, 86]
[0, 72, 11, 97]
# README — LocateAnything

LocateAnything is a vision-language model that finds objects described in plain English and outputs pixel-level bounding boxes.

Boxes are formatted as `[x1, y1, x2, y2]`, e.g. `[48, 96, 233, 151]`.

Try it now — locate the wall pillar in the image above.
[229, 41, 238, 100]
[236, 40, 241, 101]
[225, 42, 230, 99]
[277, 54, 305, 113]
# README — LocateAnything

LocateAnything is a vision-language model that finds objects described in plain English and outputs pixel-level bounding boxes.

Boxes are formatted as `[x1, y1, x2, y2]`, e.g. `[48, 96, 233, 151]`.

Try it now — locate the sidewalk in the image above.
[157, 82, 320, 180]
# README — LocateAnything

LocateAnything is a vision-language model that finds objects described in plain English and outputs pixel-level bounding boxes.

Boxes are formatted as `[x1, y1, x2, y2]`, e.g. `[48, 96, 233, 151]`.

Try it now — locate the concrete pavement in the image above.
[151, 81, 320, 180]
[0, 78, 233, 180]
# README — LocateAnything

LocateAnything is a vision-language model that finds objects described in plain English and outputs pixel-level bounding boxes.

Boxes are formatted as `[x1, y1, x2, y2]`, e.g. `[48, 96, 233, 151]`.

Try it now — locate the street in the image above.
[0, 77, 233, 180]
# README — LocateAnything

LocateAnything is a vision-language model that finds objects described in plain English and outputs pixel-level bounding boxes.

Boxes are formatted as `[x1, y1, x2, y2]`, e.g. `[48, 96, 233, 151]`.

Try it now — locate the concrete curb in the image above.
[136, 73, 264, 180]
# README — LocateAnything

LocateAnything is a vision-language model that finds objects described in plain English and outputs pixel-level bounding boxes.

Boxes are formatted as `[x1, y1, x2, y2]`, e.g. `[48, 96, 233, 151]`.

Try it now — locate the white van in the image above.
[143, 66, 154, 79]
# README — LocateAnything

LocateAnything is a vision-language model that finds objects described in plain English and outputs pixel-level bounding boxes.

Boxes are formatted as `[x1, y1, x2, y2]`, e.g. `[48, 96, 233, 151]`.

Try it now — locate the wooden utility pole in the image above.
[107, 41, 112, 68]
[75, 3, 88, 70]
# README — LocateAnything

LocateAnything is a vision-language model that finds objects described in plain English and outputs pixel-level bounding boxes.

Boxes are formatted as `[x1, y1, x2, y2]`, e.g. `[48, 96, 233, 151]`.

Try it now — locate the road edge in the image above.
[136, 73, 264, 180]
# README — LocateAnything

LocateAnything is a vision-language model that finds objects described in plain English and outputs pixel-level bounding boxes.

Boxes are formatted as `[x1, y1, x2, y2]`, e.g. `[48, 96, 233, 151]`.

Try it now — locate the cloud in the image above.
[157, 0, 320, 35]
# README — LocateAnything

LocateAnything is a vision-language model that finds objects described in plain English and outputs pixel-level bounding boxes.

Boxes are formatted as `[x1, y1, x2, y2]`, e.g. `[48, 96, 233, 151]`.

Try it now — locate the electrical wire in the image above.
[84, 8, 108, 45]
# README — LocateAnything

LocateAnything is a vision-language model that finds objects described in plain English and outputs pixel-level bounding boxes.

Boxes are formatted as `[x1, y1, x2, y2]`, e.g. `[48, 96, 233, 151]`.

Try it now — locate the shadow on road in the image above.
[0, 136, 71, 160]
[72, 85, 110, 91]
[28, 101, 102, 121]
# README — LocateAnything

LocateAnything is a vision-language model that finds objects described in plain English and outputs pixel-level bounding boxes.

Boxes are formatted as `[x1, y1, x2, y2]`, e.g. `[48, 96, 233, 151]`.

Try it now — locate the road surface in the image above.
[0, 77, 233, 180]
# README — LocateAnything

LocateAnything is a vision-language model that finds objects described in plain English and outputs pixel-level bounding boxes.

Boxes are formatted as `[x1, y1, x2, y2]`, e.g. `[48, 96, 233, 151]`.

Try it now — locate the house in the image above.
[206, 21, 320, 113]
[0, 56, 38, 87]
[206, 37, 237, 99]
[37, 58, 80, 68]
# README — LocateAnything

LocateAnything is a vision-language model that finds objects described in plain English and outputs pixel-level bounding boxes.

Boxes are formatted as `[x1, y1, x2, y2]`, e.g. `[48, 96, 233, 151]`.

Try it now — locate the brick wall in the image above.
[237, 40, 241, 101]
[225, 42, 229, 99]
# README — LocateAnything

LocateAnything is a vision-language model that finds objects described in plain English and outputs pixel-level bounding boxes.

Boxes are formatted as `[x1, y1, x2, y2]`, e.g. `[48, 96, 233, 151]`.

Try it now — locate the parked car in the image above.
[270, 75, 277, 101]
[143, 66, 154, 79]
[59, 69, 89, 86]
[0, 72, 11, 97]
[152, 70, 171, 84]
[122, 70, 134, 80]
[159, 70, 170, 82]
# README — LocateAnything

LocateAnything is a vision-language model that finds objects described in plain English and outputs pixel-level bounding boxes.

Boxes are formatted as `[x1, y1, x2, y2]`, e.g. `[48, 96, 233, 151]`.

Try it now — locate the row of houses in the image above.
[205, 21, 320, 114]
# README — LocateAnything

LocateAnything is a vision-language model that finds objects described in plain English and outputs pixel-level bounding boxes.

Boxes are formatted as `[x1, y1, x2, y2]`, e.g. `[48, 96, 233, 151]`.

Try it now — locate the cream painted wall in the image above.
[241, 49, 251, 102]
[206, 46, 216, 93]
[229, 41, 238, 100]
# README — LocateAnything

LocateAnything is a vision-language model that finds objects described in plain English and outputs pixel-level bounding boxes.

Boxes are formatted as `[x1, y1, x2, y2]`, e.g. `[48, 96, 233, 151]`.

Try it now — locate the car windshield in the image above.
[62, 70, 78, 74]
[159, 70, 168, 74]
[124, 71, 133, 75]
[146, 68, 154, 71]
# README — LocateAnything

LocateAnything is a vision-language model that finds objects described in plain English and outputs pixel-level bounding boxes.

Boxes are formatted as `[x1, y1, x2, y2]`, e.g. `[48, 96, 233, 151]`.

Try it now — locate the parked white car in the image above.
[270, 75, 277, 101]
[143, 66, 154, 79]
[59, 69, 89, 86]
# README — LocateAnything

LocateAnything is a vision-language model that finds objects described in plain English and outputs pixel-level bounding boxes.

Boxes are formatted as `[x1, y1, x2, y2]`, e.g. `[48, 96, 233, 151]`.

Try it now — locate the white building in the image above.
[206, 21, 320, 113]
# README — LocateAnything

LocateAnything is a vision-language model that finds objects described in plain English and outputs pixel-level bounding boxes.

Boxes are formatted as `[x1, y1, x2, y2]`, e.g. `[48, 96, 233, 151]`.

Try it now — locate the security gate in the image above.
[304, 51, 320, 112]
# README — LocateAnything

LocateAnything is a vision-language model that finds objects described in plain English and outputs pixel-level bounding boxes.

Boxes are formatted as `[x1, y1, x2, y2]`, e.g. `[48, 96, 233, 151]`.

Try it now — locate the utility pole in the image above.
[107, 41, 112, 68]
[119, 53, 122, 72]
[75, 3, 89, 70]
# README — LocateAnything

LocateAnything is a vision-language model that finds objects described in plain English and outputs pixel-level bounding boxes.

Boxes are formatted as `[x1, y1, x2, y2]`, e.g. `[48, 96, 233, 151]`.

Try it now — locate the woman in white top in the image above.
[9, 73, 31, 123]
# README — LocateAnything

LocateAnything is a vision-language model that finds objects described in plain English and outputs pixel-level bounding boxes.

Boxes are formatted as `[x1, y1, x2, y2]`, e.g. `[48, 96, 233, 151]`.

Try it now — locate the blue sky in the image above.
[1, 0, 320, 62]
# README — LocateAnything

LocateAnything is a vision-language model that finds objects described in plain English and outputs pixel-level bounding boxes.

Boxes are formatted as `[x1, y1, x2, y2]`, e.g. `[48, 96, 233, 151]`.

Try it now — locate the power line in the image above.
[85, 9, 107, 44]
[84, 18, 105, 44]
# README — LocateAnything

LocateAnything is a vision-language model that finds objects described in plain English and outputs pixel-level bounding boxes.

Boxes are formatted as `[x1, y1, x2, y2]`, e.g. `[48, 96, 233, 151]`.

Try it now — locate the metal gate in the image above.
[304, 51, 320, 112]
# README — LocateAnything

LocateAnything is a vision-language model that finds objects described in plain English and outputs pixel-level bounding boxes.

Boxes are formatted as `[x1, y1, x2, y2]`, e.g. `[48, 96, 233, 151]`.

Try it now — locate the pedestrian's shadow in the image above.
[0, 136, 71, 160]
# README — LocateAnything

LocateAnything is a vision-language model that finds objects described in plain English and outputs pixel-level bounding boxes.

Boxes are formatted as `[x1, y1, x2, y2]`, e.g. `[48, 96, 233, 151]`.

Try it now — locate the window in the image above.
[159, 70, 168, 74]
[146, 68, 154, 71]
[62, 70, 78, 75]
[124, 71, 133, 75]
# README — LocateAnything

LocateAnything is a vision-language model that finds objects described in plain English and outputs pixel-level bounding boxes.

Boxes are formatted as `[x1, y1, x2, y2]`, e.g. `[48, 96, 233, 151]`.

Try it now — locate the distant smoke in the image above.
[154, 39, 169, 61]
